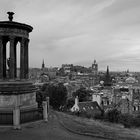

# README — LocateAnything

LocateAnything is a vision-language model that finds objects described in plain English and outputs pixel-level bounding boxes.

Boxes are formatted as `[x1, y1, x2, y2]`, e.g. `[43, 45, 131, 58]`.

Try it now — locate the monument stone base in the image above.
[0, 80, 43, 126]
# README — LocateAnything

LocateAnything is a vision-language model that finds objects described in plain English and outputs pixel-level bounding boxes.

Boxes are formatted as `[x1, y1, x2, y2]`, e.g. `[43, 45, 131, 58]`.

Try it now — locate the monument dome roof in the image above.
[0, 12, 33, 32]
[0, 21, 33, 32]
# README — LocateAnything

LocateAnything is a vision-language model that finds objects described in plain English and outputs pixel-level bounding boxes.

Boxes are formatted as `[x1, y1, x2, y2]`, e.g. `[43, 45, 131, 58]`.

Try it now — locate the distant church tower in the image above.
[42, 59, 45, 70]
[92, 60, 98, 75]
[104, 66, 112, 86]
[91, 60, 98, 86]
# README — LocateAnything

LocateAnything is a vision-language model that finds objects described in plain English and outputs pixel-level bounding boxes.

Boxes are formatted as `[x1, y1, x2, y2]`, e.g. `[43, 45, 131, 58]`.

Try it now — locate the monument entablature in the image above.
[0, 20, 33, 39]
[0, 21, 33, 32]
[0, 28, 29, 38]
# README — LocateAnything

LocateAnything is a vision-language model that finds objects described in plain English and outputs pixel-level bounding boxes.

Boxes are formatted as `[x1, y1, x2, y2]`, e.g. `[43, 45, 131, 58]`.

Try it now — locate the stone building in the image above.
[115, 98, 133, 114]
[71, 96, 103, 117]
[113, 78, 140, 115]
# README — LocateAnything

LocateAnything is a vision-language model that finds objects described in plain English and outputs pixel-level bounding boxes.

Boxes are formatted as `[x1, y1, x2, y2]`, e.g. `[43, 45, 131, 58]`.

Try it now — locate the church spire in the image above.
[104, 65, 112, 86]
[107, 65, 109, 75]
[94, 59, 96, 64]
[42, 59, 45, 69]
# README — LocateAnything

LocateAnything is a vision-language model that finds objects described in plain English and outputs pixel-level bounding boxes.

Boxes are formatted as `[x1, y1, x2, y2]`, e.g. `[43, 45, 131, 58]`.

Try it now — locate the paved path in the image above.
[0, 111, 103, 140]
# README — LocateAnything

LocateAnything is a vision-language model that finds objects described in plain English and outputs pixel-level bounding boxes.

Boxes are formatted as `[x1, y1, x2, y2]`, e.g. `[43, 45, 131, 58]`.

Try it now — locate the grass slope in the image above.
[57, 111, 140, 140]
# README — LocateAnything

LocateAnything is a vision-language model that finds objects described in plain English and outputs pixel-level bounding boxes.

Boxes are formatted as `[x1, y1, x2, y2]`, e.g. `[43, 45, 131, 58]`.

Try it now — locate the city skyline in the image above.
[0, 0, 140, 71]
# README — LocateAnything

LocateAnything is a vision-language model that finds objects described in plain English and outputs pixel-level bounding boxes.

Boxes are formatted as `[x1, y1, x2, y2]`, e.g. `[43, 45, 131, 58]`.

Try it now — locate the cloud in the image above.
[0, 0, 140, 71]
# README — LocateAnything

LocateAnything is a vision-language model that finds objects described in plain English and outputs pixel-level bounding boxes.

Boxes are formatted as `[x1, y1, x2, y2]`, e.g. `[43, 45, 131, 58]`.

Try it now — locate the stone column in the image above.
[20, 38, 25, 79]
[9, 36, 16, 79]
[3, 40, 7, 79]
[13, 106, 20, 129]
[14, 40, 17, 78]
[43, 101, 48, 122]
[24, 38, 29, 79]
[13, 95, 21, 129]
[0, 36, 3, 79]
[46, 97, 49, 113]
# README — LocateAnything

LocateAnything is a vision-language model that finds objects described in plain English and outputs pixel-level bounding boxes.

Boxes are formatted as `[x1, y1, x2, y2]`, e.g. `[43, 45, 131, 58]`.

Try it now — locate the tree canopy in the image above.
[72, 87, 90, 102]
[37, 83, 68, 110]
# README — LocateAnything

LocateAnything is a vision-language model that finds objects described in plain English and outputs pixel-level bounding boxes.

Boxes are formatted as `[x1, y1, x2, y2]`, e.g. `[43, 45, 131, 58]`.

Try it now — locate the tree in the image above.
[36, 90, 43, 109]
[66, 98, 75, 109]
[105, 109, 121, 123]
[36, 83, 68, 110]
[72, 87, 90, 102]
[44, 83, 68, 110]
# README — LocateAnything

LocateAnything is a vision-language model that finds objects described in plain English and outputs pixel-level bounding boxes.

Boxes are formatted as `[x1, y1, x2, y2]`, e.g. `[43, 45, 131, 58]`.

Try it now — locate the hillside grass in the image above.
[57, 111, 140, 140]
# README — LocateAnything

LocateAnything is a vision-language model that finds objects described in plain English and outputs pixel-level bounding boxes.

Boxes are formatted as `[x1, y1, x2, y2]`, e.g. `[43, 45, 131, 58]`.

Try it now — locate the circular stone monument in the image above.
[0, 12, 42, 128]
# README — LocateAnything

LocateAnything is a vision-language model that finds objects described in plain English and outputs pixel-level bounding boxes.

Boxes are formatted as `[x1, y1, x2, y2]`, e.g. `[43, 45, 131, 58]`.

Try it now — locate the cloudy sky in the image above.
[0, 0, 140, 71]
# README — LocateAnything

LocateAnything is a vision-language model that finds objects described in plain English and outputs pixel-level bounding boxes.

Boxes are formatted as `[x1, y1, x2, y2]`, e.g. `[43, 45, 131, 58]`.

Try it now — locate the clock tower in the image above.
[92, 59, 98, 75]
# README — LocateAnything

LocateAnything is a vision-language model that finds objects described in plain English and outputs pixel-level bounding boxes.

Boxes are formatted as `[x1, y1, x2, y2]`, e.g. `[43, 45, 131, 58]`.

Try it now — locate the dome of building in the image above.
[125, 77, 137, 84]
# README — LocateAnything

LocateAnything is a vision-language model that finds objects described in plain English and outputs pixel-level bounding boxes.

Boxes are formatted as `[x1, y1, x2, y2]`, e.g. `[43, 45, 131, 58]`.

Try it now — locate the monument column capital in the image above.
[20, 37, 29, 46]
[9, 36, 16, 41]
[25, 38, 30, 43]
[21, 37, 26, 42]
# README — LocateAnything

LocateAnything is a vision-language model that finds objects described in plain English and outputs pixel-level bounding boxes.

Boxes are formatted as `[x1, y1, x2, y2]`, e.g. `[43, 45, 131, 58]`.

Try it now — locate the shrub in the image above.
[119, 114, 133, 128]
[132, 117, 140, 127]
[83, 112, 93, 119]
[94, 113, 104, 120]
[105, 109, 121, 123]
[66, 98, 75, 109]
[131, 114, 140, 127]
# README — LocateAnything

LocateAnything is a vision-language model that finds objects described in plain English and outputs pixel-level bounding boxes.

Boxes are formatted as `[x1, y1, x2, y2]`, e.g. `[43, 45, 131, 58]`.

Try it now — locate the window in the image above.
[107, 100, 109, 105]
[83, 107, 86, 111]
[133, 106, 136, 111]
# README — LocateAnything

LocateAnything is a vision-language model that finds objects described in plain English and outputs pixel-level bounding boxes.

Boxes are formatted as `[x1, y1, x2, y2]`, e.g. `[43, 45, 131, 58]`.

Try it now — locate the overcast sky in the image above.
[0, 0, 140, 71]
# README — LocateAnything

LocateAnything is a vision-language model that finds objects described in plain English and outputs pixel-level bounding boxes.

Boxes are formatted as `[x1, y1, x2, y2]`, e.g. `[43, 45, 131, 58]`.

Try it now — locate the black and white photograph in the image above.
[0, 0, 140, 140]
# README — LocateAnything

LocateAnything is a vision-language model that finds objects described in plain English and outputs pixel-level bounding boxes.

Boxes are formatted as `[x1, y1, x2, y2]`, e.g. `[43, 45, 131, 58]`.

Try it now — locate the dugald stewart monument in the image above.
[0, 12, 48, 129]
